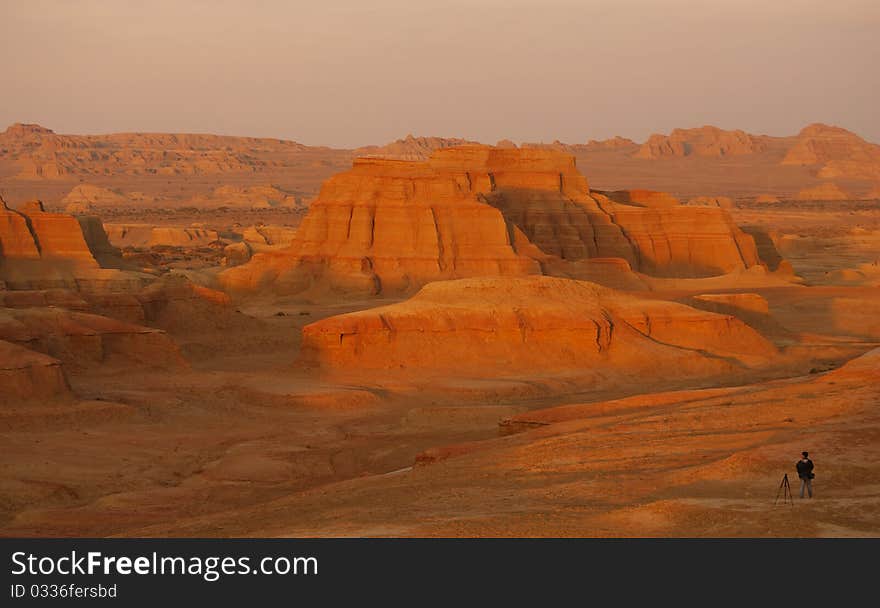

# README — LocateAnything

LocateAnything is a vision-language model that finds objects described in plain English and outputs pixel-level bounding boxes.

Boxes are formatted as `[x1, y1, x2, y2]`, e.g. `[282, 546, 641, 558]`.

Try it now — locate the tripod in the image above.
[775, 473, 794, 506]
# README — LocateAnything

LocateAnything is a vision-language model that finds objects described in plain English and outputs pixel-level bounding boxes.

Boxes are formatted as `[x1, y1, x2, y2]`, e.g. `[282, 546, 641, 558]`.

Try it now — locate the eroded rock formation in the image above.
[636, 126, 768, 159]
[299, 277, 777, 374]
[796, 182, 851, 201]
[0, 339, 70, 403]
[354, 135, 479, 161]
[62, 184, 126, 212]
[0, 307, 184, 369]
[220, 146, 765, 295]
[782, 123, 880, 180]
[103, 224, 220, 248]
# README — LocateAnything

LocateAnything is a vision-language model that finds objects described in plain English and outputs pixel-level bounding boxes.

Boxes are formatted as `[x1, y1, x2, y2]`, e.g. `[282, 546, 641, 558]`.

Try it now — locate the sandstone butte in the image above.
[219, 146, 765, 296]
[782, 123, 880, 180]
[0, 195, 159, 292]
[298, 276, 777, 375]
[635, 126, 768, 159]
[796, 182, 852, 201]
[0, 196, 109, 289]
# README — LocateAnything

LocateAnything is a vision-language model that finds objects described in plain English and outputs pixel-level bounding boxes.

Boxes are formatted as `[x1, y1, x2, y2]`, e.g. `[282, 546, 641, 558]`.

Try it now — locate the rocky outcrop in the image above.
[584, 136, 639, 152]
[587, 191, 760, 277]
[0, 339, 70, 404]
[355, 135, 479, 161]
[299, 277, 777, 374]
[0, 289, 89, 311]
[103, 224, 219, 248]
[796, 182, 851, 201]
[195, 184, 298, 209]
[220, 146, 765, 295]
[136, 275, 232, 333]
[602, 189, 680, 208]
[0, 307, 185, 369]
[0, 198, 148, 290]
[0, 196, 41, 260]
[754, 194, 781, 204]
[782, 123, 880, 180]
[220, 147, 556, 295]
[223, 242, 253, 267]
[15, 200, 98, 265]
[242, 225, 298, 246]
[80, 274, 233, 332]
[523, 137, 640, 155]
[62, 184, 126, 212]
[0, 123, 312, 178]
[636, 126, 768, 159]
[686, 196, 735, 209]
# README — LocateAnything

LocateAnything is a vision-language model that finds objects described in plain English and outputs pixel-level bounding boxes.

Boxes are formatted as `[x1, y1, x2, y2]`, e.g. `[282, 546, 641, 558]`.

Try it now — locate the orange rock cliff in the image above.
[220, 146, 765, 295]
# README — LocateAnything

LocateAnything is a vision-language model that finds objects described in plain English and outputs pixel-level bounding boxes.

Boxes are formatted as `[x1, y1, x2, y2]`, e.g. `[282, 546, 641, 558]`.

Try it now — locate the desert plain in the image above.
[0, 122, 878, 537]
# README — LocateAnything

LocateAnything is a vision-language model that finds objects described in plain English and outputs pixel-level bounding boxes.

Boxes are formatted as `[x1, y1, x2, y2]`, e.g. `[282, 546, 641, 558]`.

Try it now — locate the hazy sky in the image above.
[2, 0, 878, 147]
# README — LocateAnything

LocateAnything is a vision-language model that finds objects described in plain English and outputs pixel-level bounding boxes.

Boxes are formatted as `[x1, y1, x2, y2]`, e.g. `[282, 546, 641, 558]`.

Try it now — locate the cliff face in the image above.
[15, 200, 98, 265]
[0, 196, 129, 288]
[782, 123, 880, 180]
[0, 197, 41, 260]
[635, 126, 768, 159]
[220, 146, 764, 295]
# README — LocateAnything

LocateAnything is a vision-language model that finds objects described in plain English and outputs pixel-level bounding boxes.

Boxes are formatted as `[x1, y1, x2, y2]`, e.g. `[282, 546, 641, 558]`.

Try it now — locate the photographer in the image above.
[796, 451, 815, 498]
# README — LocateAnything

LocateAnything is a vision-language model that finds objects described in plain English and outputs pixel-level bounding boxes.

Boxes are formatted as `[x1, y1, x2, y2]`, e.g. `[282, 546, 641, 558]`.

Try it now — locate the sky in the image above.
[2, 0, 878, 147]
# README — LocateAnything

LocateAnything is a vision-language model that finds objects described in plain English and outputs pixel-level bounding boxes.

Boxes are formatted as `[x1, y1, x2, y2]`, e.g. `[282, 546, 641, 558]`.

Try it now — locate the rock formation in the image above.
[635, 126, 768, 159]
[242, 225, 298, 247]
[299, 277, 777, 374]
[103, 224, 219, 248]
[0, 196, 41, 261]
[781, 123, 880, 180]
[15, 200, 98, 265]
[754, 194, 781, 204]
[796, 182, 851, 201]
[0, 339, 70, 403]
[0, 307, 184, 369]
[354, 135, 479, 161]
[198, 184, 296, 209]
[686, 196, 735, 209]
[0, 123, 313, 179]
[62, 184, 126, 212]
[584, 136, 639, 152]
[221, 146, 765, 295]
[0, 197, 148, 290]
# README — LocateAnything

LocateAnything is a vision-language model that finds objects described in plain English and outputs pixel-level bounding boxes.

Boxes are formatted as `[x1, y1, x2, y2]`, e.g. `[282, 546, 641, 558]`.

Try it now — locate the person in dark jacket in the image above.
[796, 451, 814, 498]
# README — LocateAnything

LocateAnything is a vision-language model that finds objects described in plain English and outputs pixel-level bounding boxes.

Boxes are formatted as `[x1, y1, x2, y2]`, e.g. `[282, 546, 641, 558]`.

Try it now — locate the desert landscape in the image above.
[1, 119, 878, 537]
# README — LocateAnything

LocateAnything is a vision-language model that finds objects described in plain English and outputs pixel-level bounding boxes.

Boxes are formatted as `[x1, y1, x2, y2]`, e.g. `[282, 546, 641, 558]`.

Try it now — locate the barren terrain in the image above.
[1, 126, 878, 537]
